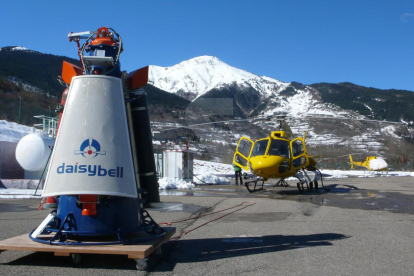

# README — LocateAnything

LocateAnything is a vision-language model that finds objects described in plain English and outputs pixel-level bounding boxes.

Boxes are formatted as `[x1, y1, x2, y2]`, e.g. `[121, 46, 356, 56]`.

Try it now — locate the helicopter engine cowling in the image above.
[369, 158, 388, 171]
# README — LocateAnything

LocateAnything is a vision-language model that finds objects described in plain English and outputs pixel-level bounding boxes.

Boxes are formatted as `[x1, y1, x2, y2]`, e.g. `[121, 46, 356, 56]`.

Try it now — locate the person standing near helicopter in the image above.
[233, 155, 243, 185]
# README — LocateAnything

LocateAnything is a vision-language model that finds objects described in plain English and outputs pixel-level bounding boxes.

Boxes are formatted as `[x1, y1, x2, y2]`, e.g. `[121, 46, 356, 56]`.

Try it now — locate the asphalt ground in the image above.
[1, 176, 414, 275]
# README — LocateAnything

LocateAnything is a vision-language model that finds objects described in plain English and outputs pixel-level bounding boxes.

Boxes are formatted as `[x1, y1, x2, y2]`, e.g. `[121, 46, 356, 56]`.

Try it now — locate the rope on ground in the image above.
[193, 173, 208, 184]
[160, 201, 256, 240]
[38, 197, 46, 210]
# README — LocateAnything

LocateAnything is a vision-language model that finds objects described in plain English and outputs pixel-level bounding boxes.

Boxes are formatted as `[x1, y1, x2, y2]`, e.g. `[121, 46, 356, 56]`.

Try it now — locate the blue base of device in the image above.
[56, 195, 140, 234]
[29, 195, 166, 245]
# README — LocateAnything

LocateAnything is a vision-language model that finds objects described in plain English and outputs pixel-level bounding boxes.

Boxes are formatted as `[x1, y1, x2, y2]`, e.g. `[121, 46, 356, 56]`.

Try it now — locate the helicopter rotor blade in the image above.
[157, 118, 254, 132]
[156, 117, 278, 132]
[154, 112, 406, 133]
[301, 115, 405, 125]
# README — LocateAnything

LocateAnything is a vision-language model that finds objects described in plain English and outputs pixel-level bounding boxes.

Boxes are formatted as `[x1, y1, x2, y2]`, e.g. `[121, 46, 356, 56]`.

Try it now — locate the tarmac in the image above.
[1, 176, 414, 275]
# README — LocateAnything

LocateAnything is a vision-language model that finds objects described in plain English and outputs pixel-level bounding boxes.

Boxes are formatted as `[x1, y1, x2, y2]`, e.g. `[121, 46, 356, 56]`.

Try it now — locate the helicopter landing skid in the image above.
[295, 176, 306, 193]
[245, 178, 265, 193]
[296, 179, 321, 193]
[273, 179, 290, 187]
[295, 169, 325, 193]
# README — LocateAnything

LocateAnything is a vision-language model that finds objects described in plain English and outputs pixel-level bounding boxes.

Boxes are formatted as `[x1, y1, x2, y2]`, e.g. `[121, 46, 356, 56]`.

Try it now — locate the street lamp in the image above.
[18, 96, 21, 124]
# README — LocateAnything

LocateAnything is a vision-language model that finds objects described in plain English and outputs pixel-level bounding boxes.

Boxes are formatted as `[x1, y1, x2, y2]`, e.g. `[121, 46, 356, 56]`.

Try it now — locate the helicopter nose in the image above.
[249, 156, 289, 176]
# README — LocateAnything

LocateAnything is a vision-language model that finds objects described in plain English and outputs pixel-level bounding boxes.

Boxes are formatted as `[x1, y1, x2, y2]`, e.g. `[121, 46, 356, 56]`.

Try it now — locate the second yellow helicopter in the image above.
[349, 155, 388, 171]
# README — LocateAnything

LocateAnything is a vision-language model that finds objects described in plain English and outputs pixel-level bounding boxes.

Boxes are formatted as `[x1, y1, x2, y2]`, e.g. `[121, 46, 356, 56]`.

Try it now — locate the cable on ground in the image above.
[160, 201, 256, 240]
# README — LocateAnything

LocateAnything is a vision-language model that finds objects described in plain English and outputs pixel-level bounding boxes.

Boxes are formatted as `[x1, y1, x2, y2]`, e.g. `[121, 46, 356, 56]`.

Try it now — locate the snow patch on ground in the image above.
[0, 188, 41, 199]
[193, 173, 231, 184]
[158, 177, 195, 190]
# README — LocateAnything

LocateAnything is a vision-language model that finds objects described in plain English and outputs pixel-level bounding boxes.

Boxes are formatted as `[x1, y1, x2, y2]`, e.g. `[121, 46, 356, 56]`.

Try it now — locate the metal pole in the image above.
[34, 146, 53, 195]
[18, 96, 21, 123]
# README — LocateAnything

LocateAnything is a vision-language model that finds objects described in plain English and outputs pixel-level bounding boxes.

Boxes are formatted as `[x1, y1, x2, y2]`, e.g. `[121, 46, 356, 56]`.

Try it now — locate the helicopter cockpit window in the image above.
[238, 139, 253, 158]
[268, 140, 290, 158]
[292, 140, 305, 157]
[235, 153, 247, 167]
[293, 156, 307, 167]
[252, 139, 269, 156]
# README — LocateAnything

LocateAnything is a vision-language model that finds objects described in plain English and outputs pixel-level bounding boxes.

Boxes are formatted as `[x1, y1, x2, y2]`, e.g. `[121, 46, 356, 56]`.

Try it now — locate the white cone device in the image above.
[42, 75, 138, 198]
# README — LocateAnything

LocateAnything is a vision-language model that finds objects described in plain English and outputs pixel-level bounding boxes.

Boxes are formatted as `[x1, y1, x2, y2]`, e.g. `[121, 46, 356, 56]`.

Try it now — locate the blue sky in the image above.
[2, 0, 414, 91]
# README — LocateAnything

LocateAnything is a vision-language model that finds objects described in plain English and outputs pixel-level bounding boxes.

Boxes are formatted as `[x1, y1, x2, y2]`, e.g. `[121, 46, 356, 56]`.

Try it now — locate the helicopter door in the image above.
[290, 137, 309, 170]
[234, 137, 254, 171]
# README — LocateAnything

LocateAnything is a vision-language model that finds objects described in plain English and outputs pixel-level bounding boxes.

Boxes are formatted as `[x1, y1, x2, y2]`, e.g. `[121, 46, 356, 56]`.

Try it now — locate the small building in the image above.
[163, 150, 194, 182]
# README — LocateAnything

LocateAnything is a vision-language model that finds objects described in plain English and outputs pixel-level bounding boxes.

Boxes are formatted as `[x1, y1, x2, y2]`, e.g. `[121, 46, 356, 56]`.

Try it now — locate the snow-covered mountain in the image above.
[148, 56, 361, 119]
[149, 56, 289, 101]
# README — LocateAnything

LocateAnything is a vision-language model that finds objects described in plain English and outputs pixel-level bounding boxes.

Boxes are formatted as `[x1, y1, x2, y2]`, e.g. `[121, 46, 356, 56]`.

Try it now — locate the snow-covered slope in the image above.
[149, 56, 289, 100]
[0, 46, 28, 51]
[261, 85, 364, 119]
[0, 120, 32, 142]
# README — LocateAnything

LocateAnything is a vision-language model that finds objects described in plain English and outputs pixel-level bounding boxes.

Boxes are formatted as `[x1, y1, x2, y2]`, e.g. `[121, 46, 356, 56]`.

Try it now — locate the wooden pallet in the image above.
[0, 227, 175, 269]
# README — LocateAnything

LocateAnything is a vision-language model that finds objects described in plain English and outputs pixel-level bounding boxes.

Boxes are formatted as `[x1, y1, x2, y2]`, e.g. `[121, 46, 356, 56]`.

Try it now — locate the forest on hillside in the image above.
[0, 76, 58, 125]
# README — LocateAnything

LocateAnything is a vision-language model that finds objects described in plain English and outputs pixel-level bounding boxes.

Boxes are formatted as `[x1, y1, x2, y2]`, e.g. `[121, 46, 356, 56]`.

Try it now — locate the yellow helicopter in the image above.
[232, 120, 322, 193]
[349, 155, 388, 171]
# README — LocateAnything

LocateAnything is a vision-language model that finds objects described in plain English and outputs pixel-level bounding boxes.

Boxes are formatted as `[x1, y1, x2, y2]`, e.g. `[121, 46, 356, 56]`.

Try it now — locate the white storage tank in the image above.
[15, 133, 54, 172]
[163, 150, 194, 182]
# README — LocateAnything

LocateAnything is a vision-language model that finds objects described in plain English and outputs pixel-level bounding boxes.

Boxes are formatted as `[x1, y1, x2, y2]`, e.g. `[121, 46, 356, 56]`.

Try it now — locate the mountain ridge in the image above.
[149, 55, 289, 101]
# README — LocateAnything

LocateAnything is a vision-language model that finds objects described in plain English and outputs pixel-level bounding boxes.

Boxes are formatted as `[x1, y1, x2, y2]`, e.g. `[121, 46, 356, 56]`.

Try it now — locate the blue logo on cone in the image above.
[74, 137, 106, 158]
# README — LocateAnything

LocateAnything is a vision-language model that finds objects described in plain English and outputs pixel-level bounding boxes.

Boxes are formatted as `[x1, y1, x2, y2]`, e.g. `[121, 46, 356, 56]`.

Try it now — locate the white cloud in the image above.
[400, 13, 414, 23]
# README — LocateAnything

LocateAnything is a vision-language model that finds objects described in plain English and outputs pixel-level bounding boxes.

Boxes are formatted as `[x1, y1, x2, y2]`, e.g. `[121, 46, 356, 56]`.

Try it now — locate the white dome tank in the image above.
[15, 133, 55, 171]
